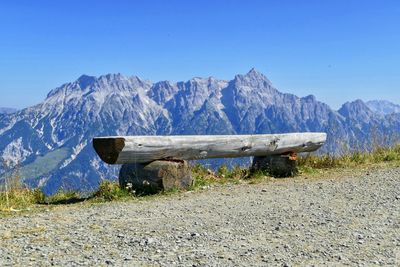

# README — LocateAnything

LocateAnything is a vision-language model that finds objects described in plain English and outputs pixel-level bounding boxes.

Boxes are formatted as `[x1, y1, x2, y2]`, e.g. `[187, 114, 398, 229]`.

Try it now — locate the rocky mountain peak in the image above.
[76, 75, 97, 89]
[46, 75, 98, 99]
[0, 107, 17, 114]
[338, 99, 377, 122]
[339, 99, 368, 111]
[232, 68, 273, 89]
[246, 68, 271, 81]
[247, 67, 262, 76]
[366, 100, 400, 115]
[302, 94, 317, 102]
[148, 81, 178, 105]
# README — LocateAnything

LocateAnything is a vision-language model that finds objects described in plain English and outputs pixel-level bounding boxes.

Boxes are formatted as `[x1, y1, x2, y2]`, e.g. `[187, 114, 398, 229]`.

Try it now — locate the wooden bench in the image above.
[93, 133, 326, 192]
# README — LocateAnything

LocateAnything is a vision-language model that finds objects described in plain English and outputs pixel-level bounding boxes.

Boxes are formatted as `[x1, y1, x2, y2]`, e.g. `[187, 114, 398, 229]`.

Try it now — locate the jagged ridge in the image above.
[0, 69, 399, 194]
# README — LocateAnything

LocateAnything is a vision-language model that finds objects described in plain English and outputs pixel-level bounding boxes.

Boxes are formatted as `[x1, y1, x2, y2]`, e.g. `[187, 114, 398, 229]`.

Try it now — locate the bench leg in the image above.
[119, 160, 193, 193]
[251, 154, 298, 177]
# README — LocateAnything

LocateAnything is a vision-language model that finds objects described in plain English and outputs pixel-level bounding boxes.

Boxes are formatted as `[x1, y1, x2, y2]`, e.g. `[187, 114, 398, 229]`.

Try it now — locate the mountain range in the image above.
[0, 69, 399, 194]
[0, 108, 17, 114]
[366, 100, 400, 116]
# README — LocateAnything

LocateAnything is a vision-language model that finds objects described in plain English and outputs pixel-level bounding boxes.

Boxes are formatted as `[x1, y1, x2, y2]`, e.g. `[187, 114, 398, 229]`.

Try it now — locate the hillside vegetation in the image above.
[1, 144, 400, 213]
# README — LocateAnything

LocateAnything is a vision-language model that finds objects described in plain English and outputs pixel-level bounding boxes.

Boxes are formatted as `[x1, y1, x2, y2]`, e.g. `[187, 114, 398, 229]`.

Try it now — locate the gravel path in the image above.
[1, 167, 400, 266]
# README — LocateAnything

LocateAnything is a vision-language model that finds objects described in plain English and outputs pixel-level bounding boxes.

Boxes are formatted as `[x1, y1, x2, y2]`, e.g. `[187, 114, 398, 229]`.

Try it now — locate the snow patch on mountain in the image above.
[2, 138, 31, 167]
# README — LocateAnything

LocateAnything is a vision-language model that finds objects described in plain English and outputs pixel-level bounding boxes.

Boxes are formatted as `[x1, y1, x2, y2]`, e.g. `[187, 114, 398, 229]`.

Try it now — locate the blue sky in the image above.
[0, 0, 399, 109]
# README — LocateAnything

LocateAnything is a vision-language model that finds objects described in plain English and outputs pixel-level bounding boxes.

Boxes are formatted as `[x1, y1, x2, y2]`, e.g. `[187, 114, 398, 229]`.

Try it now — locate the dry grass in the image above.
[0, 162, 45, 211]
[0, 188, 45, 212]
[1, 143, 400, 213]
[191, 164, 251, 188]
[91, 180, 132, 202]
[298, 144, 400, 171]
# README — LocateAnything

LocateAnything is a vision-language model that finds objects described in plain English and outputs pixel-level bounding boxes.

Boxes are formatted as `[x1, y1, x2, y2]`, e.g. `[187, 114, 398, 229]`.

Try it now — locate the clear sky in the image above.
[1, 0, 399, 109]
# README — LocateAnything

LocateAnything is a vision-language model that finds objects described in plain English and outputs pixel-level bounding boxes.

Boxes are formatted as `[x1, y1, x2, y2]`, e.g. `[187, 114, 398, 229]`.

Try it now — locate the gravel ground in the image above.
[1, 167, 400, 266]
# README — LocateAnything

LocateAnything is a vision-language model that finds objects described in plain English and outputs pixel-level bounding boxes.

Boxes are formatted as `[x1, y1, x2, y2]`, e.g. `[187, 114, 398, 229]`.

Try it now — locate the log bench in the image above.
[93, 133, 326, 192]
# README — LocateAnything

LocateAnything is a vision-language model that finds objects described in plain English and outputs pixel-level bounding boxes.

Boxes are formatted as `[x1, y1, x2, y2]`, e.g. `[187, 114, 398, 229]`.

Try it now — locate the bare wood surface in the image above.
[93, 133, 327, 164]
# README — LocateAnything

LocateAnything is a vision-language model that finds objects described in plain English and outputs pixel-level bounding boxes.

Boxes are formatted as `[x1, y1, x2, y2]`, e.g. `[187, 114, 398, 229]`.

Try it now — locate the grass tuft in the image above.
[91, 180, 132, 202]
[0, 188, 45, 211]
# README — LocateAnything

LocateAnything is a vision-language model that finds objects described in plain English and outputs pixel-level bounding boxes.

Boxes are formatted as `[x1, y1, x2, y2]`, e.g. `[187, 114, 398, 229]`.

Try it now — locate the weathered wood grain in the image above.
[93, 133, 327, 164]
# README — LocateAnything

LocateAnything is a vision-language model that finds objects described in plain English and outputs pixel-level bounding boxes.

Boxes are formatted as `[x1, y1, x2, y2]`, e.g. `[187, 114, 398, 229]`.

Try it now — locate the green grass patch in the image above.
[19, 148, 71, 178]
